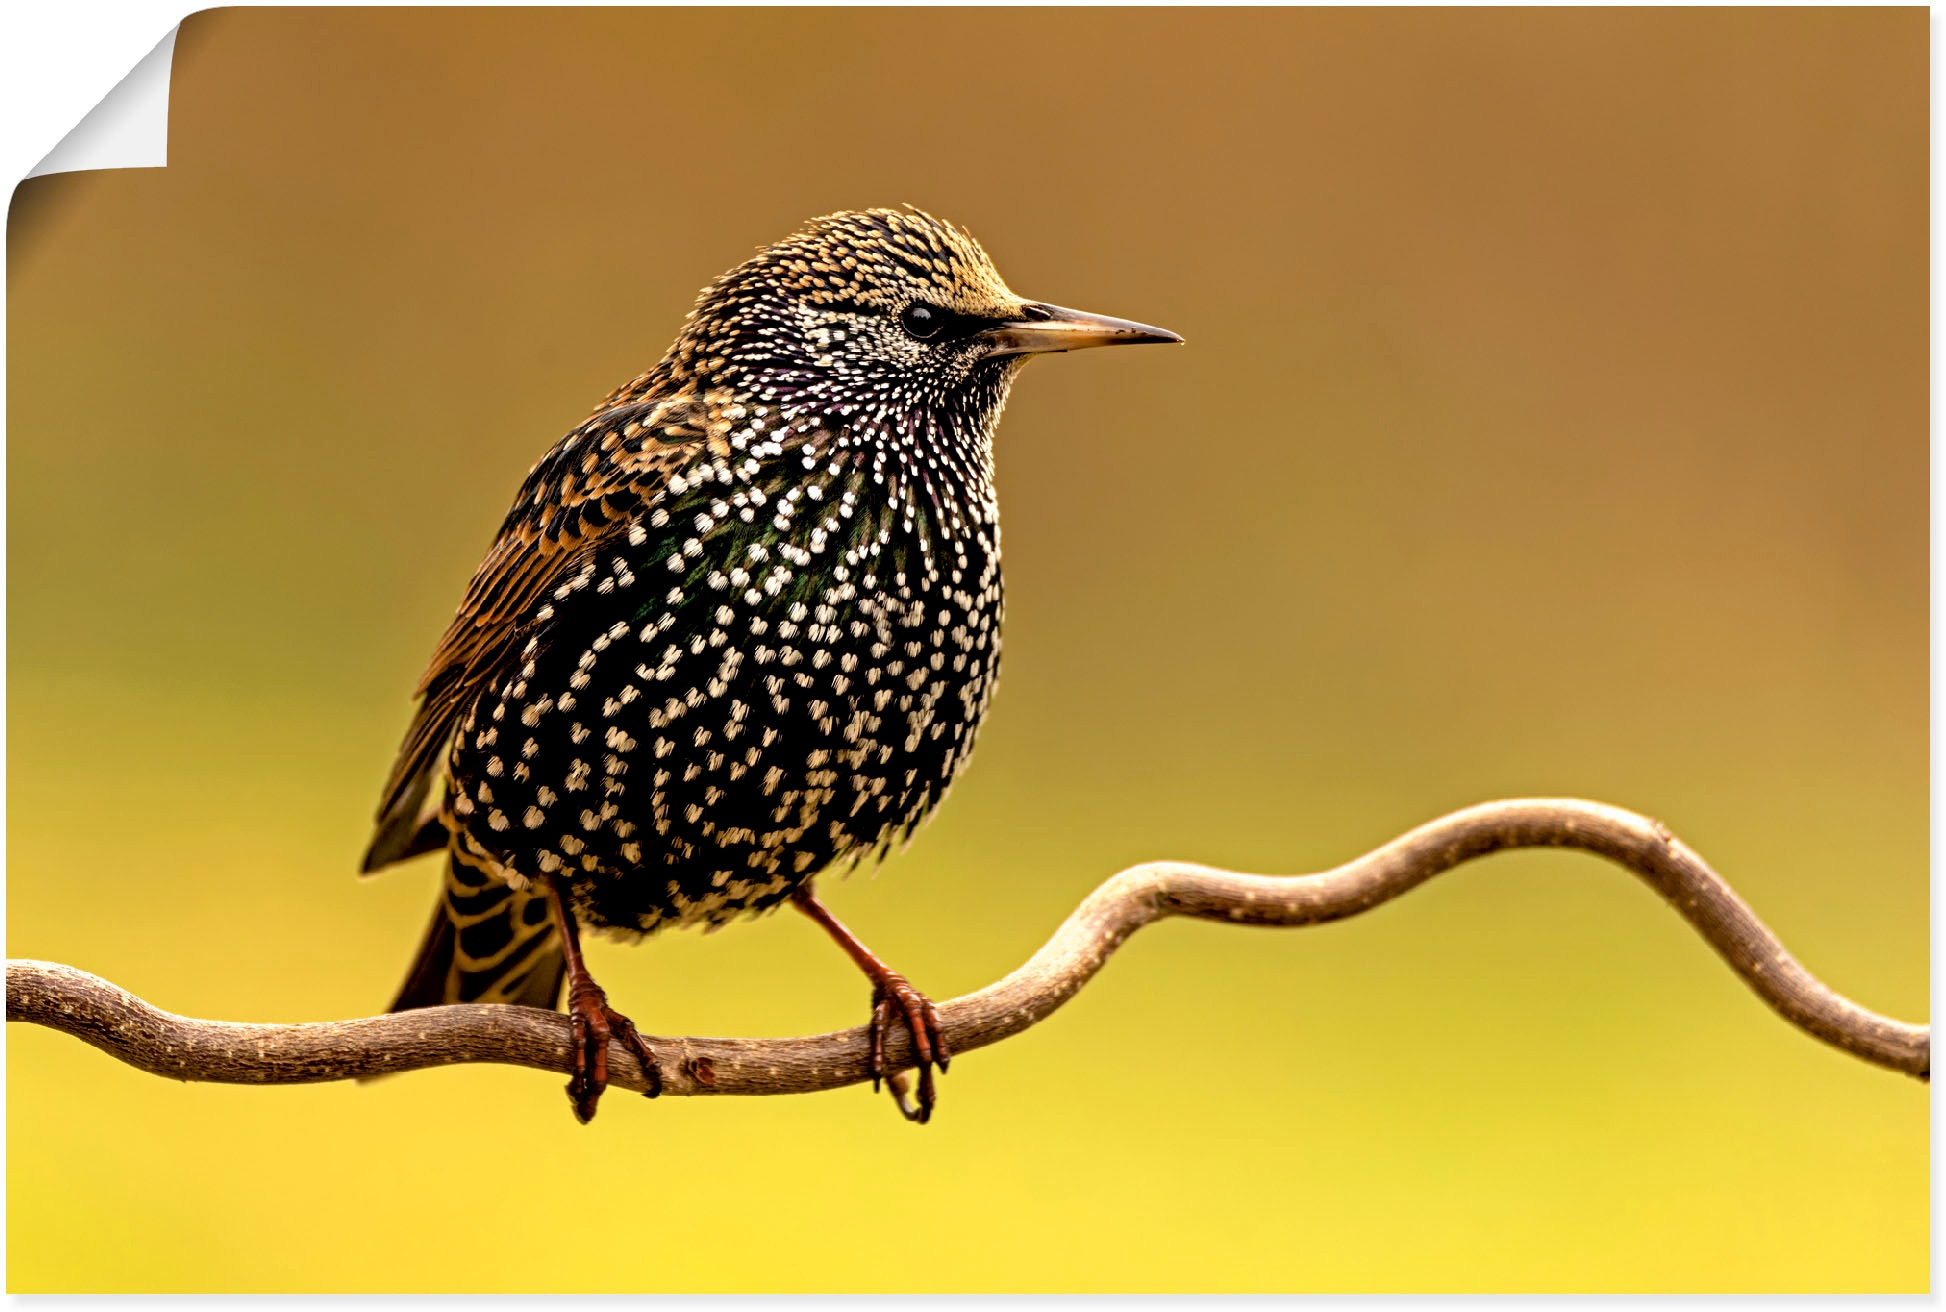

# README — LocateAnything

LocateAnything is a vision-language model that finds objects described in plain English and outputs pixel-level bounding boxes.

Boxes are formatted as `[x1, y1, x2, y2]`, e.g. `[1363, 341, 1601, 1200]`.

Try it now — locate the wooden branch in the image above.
[7, 799, 1928, 1103]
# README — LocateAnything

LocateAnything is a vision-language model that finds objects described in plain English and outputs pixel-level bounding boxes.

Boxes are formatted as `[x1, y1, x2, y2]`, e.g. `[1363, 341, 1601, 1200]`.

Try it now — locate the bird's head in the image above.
[663, 208, 1180, 426]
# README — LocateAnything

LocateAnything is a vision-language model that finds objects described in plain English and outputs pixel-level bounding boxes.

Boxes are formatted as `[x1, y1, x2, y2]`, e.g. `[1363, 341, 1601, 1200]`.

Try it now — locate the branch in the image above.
[7, 798, 1928, 1100]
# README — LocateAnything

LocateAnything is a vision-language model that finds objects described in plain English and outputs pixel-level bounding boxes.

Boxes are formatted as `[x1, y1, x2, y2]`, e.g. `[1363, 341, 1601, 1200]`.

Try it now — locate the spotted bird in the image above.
[364, 208, 1180, 1122]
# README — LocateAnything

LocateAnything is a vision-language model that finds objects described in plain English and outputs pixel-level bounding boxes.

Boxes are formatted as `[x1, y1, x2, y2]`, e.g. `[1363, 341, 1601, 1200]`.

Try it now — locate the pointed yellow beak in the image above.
[981, 302, 1183, 356]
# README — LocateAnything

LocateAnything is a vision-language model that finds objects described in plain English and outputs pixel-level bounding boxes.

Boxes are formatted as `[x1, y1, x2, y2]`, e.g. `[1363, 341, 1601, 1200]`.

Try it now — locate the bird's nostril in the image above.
[1019, 303, 1054, 321]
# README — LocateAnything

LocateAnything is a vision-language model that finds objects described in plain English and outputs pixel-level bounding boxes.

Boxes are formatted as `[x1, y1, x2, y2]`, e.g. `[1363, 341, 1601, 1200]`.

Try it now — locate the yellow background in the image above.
[7, 7, 1927, 1293]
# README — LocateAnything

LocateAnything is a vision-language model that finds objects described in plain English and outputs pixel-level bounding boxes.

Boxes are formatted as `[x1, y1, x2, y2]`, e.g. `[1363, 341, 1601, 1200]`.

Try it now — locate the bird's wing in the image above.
[362, 389, 726, 872]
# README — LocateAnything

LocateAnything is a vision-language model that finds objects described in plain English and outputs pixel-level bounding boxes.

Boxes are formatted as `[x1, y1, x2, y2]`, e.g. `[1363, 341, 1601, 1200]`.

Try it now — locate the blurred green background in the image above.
[7, 7, 1926, 1294]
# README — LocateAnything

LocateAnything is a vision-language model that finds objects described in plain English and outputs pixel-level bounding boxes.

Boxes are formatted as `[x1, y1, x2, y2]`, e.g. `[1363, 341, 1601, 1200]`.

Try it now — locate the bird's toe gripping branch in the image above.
[564, 981, 661, 1123]
[869, 972, 950, 1123]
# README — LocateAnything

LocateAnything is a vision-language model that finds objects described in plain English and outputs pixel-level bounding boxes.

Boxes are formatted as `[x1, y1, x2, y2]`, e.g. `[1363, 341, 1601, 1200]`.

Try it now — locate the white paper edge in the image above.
[25, 24, 178, 178]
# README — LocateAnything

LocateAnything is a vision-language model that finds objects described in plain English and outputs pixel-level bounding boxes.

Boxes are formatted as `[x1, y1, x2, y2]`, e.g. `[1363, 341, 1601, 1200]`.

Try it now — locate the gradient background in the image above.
[7, 7, 1927, 1294]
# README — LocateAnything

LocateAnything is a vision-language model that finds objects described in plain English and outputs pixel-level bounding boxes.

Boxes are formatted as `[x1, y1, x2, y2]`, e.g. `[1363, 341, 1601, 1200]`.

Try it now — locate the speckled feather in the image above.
[371, 209, 1032, 1007]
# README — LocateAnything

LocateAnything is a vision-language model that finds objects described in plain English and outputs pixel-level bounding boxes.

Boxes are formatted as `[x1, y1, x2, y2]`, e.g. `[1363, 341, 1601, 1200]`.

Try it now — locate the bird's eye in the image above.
[900, 302, 944, 340]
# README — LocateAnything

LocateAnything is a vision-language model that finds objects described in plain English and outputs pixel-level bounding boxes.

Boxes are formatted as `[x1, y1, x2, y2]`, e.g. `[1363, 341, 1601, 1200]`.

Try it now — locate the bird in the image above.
[362, 207, 1180, 1123]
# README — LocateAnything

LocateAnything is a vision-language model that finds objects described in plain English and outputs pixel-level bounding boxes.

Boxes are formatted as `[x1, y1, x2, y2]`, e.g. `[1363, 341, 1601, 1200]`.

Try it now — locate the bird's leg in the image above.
[789, 882, 948, 1123]
[543, 876, 660, 1122]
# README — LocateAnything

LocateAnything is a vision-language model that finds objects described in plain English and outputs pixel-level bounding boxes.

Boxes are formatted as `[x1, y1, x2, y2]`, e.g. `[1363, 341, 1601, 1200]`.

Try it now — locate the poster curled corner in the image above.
[26, 25, 180, 179]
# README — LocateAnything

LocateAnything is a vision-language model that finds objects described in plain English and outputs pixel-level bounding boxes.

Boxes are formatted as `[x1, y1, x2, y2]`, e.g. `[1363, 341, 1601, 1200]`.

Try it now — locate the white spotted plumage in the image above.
[368, 207, 1175, 1034]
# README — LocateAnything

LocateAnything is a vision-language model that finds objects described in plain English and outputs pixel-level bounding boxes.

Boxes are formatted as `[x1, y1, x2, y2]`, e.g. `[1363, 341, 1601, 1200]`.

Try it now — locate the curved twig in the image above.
[7, 799, 1928, 1101]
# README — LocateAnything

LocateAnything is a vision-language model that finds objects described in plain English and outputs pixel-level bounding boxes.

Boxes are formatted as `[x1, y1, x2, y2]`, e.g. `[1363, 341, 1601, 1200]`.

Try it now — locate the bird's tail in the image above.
[388, 844, 568, 1012]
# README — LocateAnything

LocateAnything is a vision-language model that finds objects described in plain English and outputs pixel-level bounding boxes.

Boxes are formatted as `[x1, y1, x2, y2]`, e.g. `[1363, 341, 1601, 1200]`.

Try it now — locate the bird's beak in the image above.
[980, 303, 1183, 356]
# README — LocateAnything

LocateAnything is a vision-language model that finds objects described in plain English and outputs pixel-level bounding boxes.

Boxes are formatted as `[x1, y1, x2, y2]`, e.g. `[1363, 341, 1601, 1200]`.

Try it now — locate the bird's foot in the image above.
[564, 980, 661, 1123]
[868, 973, 950, 1124]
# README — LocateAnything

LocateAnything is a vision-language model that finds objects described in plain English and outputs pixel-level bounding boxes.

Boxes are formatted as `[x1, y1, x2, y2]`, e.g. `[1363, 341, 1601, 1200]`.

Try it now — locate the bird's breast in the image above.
[447, 440, 1004, 933]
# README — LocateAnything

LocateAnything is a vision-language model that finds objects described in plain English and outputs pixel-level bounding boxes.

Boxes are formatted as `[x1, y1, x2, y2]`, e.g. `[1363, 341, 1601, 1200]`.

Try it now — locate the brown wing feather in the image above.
[362, 387, 724, 872]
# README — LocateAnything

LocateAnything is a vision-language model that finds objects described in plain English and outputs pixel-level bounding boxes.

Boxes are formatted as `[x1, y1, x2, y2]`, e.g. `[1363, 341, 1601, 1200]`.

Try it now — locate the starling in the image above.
[363, 208, 1180, 1122]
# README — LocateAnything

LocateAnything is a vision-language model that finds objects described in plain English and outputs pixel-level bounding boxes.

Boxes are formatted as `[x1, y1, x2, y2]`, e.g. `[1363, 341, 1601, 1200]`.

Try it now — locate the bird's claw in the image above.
[565, 982, 661, 1123]
[868, 973, 948, 1123]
